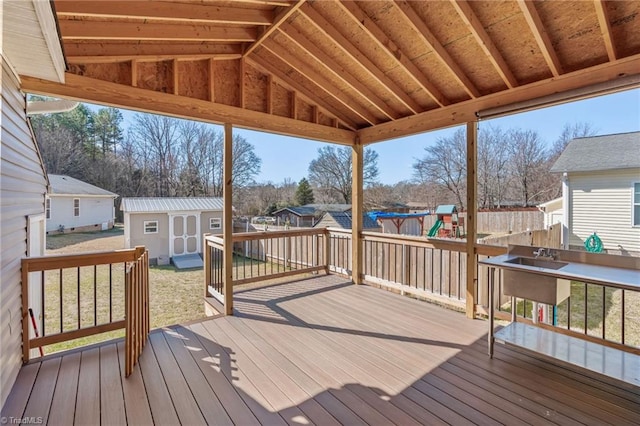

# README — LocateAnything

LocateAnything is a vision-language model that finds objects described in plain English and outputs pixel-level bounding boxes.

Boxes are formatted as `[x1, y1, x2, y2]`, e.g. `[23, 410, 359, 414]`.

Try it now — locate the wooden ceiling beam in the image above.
[359, 55, 640, 144]
[64, 42, 242, 62]
[338, 1, 448, 108]
[231, 0, 294, 6]
[277, 25, 401, 120]
[393, 0, 480, 99]
[262, 39, 380, 125]
[55, 1, 274, 26]
[243, 0, 306, 57]
[517, 0, 564, 76]
[593, 0, 618, 62]
[247, 53, 358, 130]
[450, 0, 518, 89]
[22, 73, 356, 145]
[300, 3, 422, 114]
[59, 20, 257, 42]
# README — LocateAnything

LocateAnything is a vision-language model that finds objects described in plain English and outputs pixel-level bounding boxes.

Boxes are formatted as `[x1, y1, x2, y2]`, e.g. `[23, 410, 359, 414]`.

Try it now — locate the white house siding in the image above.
[0, 59, 48, 407]
[47, 195, 115, 233]
[125, 213, 170, 259]
[569, 169, 640, 254]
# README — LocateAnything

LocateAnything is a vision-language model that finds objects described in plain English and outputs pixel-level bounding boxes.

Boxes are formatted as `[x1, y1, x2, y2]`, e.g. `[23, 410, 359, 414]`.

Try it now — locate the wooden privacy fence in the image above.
[21, 246, 150, 376]
[479, 225, 562, 248]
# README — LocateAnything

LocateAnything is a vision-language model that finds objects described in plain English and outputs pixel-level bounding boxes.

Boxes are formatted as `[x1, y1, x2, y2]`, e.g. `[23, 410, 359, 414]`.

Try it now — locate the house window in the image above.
[46, 198, 51, 219]
[144, 221, 158, 234]
[210, 218, 222, 230]
[73, 198, 80, 217]
[634, 182, 640, 226]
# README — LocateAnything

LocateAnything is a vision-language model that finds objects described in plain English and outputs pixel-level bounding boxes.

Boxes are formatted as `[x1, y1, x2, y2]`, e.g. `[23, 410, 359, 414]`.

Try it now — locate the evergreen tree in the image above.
[295, 177, 315, 205]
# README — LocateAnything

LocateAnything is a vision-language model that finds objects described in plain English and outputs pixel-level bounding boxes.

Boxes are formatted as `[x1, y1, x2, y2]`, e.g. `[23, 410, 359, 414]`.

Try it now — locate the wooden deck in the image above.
[3, 275, 639, 425]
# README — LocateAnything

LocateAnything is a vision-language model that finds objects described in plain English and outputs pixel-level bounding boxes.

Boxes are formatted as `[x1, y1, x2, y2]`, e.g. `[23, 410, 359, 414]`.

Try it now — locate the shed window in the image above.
[634, 183, 640, 226]
[46, 198, 51, 219]
[73, 198, 80, 217]
[144, 221, 158, 234]
[210, 218, 222, 229]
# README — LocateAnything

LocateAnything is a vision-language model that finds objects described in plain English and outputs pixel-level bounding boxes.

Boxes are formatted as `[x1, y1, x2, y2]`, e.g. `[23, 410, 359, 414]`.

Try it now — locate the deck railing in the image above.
[204, 228, 329, 301]
[204, 229, 638, 353]
[21, 247, 150, 372]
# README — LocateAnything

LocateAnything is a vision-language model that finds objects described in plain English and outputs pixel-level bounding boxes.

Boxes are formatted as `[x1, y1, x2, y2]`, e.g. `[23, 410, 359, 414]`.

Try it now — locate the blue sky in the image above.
[97, 88, 639, 185]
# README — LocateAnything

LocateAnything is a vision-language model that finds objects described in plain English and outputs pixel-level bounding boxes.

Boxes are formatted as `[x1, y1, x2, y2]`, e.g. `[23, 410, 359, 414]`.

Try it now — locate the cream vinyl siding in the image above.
[0, 59, 48, 407]
[126, 213, 170, 259]
[569, 169, 640, 254]
[201, 211, 223, 235]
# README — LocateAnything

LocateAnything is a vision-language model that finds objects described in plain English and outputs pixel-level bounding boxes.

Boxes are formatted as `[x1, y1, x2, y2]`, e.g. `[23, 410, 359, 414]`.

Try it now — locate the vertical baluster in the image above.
[93, 265, 97, 326]
[59, 269, 63, 333]
[567, 296, 571, 330]
[41, 271, 45, 336]
[584, 283, 588, 334]
[77, 267, 81, 329]
[602, 285, 606, 339]
[109, 263, 113, 323]
[621, 290, 625, 345]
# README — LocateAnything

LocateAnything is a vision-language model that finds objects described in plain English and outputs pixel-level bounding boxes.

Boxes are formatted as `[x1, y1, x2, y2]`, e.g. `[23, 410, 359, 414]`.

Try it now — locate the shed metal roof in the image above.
[550, 132, 640, 173]
[315, 211, 380, 230]
[121, 197, 224, 213]
[48, 174, 117, 197]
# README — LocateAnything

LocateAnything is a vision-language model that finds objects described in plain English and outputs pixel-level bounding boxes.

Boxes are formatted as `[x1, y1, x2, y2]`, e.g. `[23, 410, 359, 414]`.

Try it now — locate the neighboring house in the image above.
[121, 197, 224, 260]
[314, 211, 381, 231]
[537, 197, 563, 228]
[273, 204, 351, 227]
[406, 201, 431, 214]
[46, 174, 117, 234]
[1, 0, 66, 407]
[551, 132, 640, 255]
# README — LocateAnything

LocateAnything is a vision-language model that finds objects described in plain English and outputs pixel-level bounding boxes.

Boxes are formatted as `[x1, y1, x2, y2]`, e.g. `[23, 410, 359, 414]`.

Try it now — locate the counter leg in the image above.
[488, 267, 495, 358]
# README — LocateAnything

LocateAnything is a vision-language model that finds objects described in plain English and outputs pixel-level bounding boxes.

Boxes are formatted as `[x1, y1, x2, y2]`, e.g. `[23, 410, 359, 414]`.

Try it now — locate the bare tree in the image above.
[413, 128, 467, 209]
[308, 146, 379, 203]
[478, 125, 510, 208]
[506, 129, 548, 206]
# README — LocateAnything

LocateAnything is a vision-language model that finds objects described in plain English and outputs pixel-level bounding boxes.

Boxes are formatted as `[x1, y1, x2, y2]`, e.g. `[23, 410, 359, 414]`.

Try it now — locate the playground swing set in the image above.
[427, 204, 465, 238]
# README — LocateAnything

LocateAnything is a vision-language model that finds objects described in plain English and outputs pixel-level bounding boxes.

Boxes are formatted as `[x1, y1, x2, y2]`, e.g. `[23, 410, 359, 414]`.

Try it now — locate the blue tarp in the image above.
[368, 211, 430, 221]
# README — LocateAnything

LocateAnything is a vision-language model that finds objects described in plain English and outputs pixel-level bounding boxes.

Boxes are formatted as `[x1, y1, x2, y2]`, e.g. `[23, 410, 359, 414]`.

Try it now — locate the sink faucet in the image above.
[533, 248, 556, 260]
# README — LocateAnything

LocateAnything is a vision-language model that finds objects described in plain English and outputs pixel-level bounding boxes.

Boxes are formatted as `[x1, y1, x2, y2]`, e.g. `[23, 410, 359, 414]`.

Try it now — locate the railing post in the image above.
[21, 259, 30, 363]
[352, 141, 363, 284]
[324, 231, 331, 273]
[466, 121, 478, 318]
[203, 233, 211, 298]
[223, 123, 234, 315]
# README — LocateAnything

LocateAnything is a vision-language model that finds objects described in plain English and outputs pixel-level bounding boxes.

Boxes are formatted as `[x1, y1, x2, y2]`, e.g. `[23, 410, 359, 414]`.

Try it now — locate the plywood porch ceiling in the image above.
[25, 0, 640, 144]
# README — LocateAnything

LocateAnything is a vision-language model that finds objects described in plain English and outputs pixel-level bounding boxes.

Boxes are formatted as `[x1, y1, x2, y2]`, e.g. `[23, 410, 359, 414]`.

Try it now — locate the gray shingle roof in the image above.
[121, 197, 224, 212]
[48, 174, 117, 197]
[550, 132, 640, 173]
[274, 204, 352, 217]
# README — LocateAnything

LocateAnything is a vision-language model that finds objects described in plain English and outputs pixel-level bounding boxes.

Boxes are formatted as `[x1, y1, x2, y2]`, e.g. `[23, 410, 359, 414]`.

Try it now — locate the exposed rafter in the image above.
[247, 53, 358, 130]
[277, 25, 401, 120]
[262, 39, 380, 125]
[450, 0, 518, 89]
[593, 0, 618, 62]
[64, 43, 243, 63]
[517, 0, 564, 76]
[300, 3, 422, 114]
[59, 21, 257, 42]
[393, 0, 481, 99]
[338, 1, 448, 108]
[54, 1, 274, 25]
[22, 73, 356, 145]
[243, 0, 306, 57]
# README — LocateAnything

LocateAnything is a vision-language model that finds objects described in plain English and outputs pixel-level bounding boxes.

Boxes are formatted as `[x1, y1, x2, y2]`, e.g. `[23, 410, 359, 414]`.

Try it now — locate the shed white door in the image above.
[169, 214, 200, 257]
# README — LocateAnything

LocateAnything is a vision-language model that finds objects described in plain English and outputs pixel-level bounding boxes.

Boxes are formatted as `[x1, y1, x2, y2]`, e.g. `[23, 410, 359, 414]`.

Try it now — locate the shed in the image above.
[537, 197, 563, 228]
[47, 174, 117, 233]
[121, 197, 224, 260]
[314, 211, 381, 231]
[551, 132, 640, 254]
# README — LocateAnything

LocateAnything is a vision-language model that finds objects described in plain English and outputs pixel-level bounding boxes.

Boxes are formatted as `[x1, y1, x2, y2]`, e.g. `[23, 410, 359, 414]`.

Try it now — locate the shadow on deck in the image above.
[2, 275, 639, 425]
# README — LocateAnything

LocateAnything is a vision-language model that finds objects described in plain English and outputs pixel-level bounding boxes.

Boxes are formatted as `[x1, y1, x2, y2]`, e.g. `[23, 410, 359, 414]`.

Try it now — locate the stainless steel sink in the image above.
[505, 257, 568, 270]
[503, 257, 570, 305]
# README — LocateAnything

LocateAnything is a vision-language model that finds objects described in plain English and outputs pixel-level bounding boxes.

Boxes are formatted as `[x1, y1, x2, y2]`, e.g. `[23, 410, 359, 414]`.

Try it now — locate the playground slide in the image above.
[427, 220, 443, 237]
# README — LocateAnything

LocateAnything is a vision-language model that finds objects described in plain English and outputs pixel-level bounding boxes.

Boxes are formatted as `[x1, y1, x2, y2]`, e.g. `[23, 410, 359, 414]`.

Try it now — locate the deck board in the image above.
[3, 275, 640, 425]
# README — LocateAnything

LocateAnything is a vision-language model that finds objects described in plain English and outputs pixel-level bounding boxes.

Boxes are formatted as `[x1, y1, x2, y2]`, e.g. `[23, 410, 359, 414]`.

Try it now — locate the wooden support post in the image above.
[466, 121, 478, 318]
[223, 123, 234, 315]
[352, 141, 363, 284]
